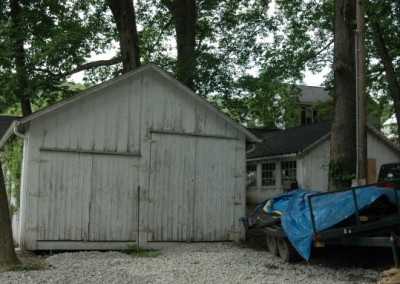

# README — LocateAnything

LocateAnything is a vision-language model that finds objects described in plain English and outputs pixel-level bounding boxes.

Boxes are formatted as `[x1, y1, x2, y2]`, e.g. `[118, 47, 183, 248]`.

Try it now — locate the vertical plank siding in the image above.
[147, 134, 196, 241]
[367, 134, 400, 170]
[89, 155, 139, 241]
[192, 136, 237, 241]
[20, 68, 247, 249]
[37, 152, 92, 241]
[148, 133, 240, 242]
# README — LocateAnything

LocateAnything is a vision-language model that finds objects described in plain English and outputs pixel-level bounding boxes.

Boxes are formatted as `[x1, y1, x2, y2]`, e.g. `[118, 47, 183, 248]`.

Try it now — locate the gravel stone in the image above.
[0, 243, 381, 284]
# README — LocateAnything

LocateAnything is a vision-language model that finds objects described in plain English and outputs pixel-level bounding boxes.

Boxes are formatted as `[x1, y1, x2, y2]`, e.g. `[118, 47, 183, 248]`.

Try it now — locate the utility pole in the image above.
[356, 0, 367, 184]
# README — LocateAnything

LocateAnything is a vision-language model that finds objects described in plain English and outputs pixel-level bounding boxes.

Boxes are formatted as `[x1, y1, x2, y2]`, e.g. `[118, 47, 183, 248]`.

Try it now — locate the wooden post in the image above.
[356, 0, 367, 182]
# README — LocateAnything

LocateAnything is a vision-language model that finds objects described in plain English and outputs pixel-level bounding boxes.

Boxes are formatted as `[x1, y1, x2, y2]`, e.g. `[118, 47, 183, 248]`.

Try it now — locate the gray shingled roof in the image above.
[0, 116, 19, 138]
[248, 121, 331, 159]
[297, 85, 331, 105]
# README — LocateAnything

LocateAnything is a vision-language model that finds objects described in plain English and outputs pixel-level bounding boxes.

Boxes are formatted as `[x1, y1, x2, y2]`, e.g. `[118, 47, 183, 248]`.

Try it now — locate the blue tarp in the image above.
[262, 187, 396, 260]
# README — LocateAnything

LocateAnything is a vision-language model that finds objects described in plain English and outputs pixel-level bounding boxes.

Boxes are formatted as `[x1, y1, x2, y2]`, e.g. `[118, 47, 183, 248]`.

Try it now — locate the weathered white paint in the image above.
[301, 139, 330, 190]
[18, 65, 250, 250]
[367, 132, 400, 170]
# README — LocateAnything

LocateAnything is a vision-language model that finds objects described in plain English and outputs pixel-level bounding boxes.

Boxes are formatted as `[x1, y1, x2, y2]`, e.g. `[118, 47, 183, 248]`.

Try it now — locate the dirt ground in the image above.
[0, 250, 51, 272]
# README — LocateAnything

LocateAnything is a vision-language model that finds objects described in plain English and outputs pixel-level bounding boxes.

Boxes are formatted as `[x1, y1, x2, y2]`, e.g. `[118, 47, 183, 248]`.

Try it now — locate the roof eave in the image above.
[0, 120, 18, 149]
[367, 124, 400, 154]
[247, 153, 298, 162]
[301, 133, 332, 156]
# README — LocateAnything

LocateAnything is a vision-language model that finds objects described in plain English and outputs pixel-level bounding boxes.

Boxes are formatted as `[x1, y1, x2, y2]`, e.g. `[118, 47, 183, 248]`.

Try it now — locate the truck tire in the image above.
[277, 237, 301, 262]
[266, 234, 278, 256]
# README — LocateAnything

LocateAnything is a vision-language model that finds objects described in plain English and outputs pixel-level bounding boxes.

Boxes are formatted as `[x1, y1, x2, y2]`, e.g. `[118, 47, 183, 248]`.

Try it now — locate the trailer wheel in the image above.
[266, 235, 278, 256]
[277, 237, 300, 262]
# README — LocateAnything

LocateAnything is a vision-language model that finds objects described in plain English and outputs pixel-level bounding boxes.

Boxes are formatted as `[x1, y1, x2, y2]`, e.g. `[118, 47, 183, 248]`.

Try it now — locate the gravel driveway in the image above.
[0, 243, 381, 284]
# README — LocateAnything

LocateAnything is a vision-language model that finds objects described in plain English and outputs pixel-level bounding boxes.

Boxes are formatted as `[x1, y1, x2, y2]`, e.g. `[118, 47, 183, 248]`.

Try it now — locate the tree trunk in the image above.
[371, 20, 400, 146]
[10, 0, 32, 116]
[329, 0, 357, 190]
[162, 0, 196, 90]
[107, 0, 141, 73]
[0, 161, 20, 270]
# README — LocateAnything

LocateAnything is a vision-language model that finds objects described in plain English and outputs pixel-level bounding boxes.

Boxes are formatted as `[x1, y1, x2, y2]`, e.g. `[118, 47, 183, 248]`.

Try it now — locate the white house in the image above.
[1, 64, 260, 250]
[246, 121, 400, 204]
[296, 85, 331, 126]
[382, 114, 397, 140]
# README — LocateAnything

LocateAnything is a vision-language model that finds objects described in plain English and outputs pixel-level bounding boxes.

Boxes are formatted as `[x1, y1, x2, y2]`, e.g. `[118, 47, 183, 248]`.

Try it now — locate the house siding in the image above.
[367, 133, 400, 171]
[18, 67, 247, 250]
[301, 139, 330, 190]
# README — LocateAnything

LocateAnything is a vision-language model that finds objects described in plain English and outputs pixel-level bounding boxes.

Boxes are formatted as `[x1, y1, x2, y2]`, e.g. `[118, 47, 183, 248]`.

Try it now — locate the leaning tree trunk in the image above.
[107, 0, 141, 73]
[329, 0, 357, 190]
[0, 161, 20, 270]
[162, 0, 196, 90]
[371, 20, 400, 146]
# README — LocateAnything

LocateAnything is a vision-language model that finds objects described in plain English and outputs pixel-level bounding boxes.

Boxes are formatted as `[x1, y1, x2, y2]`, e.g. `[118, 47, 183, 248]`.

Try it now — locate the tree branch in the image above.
[147, 18, 173, 56]
[160, 0, 175, 12]
[66, 57, 122, 76]
[302, 38, 334, 64]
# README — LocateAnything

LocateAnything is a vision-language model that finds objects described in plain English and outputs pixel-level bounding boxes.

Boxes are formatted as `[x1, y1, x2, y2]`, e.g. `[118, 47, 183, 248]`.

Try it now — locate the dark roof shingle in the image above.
[248, 121, 331, 159]
[0, 116, 19, 139]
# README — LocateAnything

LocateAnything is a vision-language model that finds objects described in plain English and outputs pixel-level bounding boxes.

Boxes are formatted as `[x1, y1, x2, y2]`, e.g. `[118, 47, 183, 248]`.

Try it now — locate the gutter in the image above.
[246, 143, 257, 155]
[13, 121, 25, 139]
[0, 121, 18, 149]
[247, 153, 297, 162]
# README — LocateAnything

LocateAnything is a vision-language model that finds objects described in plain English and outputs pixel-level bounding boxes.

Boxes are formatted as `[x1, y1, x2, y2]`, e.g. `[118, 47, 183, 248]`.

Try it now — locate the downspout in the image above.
[246, 143, 257, 155]
[13, 121, 25, 139]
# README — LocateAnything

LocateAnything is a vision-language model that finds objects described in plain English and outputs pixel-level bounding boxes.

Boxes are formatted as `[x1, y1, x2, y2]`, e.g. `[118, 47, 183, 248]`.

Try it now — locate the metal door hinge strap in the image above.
[29, 191, 47, 197]
[31, 158, 48, 163]
[28, 226, 45, 232]
[133, 228, 155, 234]
[133, 196, 152, 202]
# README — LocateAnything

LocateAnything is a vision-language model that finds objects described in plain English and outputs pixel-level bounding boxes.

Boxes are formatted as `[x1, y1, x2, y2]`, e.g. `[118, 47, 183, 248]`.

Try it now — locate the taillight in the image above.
[379, 182, 394, 188]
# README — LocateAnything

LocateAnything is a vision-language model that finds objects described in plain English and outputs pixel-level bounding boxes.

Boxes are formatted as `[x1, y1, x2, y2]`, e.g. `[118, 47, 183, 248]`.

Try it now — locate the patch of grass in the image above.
[6, 262, 47, 272]
[126, 245, 162, 258]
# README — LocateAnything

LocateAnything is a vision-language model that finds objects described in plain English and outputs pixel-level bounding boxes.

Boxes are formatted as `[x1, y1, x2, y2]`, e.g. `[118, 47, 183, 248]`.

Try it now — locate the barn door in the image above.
[146, 133, 196, 241]
[37, 152, 92, 241]
[147, 133, 238, 242]
[88, 155, 140, 241]
[37, 152, 140, 242]
[192, 137, 238, 241]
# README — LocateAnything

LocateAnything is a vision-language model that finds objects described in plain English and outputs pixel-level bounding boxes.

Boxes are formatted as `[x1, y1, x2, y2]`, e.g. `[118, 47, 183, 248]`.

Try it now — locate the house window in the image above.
[281, 161, 297, 182]
[246, 164, 257, 188]
[301, 107, 316, 125]
[262, 163, 276, 186]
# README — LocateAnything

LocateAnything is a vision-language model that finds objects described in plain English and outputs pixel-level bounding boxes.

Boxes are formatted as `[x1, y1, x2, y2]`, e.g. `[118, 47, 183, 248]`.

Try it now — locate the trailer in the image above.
[242, 179, 400, 263]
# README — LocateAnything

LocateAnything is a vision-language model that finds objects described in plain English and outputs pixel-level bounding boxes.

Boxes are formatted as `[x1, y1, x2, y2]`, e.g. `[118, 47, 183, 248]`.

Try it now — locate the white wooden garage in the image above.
[8, 64, 260, 250]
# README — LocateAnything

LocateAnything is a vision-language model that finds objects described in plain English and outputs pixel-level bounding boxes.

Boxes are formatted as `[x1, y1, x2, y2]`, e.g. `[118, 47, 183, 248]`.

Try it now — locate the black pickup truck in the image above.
[378, 163, 400, 187]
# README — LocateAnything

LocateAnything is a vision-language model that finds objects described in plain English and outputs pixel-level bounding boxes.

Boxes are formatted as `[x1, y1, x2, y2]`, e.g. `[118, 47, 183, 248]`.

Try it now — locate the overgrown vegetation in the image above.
[328, 157, 356, 190]
[0, 137, 23, 210]
[126, 245, 162, 258]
